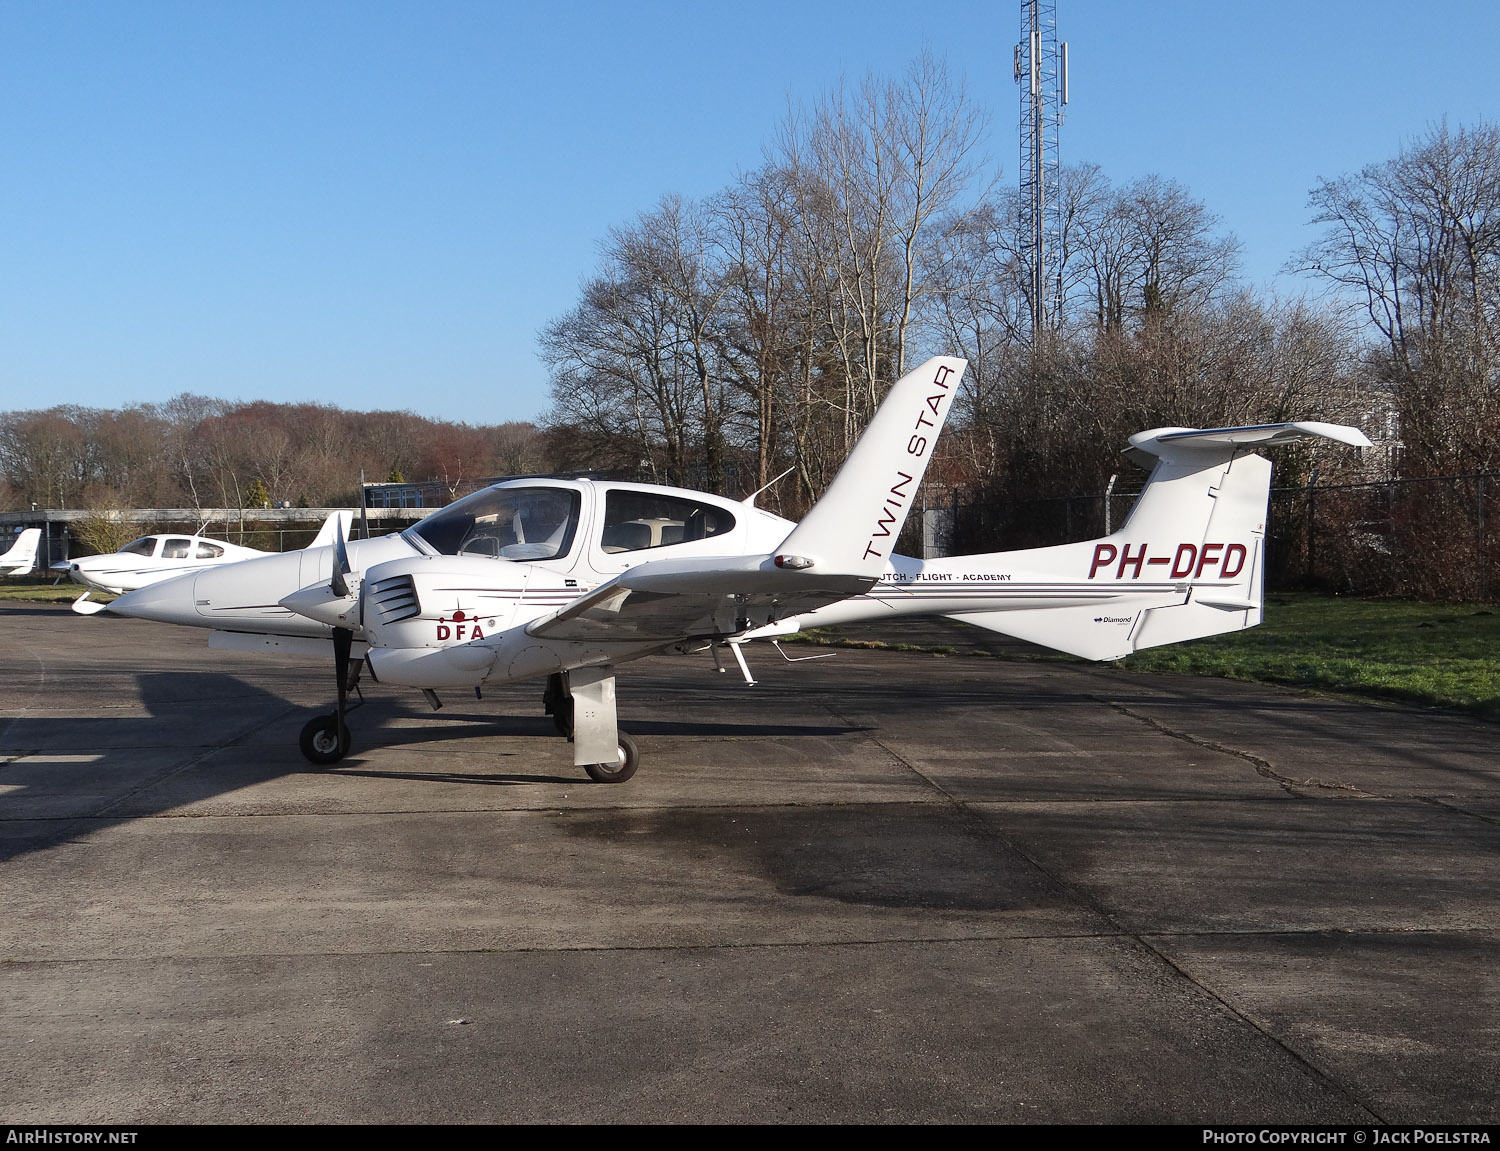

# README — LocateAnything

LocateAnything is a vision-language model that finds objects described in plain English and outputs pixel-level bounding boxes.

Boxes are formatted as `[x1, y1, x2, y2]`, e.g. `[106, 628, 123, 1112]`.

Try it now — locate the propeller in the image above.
[280, 517, 359, 627]
[331, 519, 352, 598]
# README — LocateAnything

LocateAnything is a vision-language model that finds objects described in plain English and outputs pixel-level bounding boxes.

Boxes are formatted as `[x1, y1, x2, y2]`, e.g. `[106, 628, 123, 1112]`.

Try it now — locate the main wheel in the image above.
[583, 732, 639, 784]
[299, 713, 351, 766]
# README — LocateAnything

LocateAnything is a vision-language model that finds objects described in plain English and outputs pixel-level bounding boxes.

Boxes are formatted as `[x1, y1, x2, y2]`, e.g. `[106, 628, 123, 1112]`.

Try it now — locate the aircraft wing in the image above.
[1125, 421, 1373, 467]
[526, 556, 873, 643]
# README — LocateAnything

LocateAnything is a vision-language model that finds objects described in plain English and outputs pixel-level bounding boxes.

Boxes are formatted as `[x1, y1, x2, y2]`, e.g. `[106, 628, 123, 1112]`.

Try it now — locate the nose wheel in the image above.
[299, 626, 360, 767]
[300, 714, 352, 765]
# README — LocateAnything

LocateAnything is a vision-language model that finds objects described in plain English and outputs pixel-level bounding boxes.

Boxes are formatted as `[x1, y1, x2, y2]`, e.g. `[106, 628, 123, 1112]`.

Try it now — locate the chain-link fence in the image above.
[944, 473, 1498, 602]
[1268, 474, 1496, 600]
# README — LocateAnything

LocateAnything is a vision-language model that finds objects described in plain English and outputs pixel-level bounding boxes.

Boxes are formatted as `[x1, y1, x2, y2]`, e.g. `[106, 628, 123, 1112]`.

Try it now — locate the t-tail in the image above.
[932, 422, 1372, 660]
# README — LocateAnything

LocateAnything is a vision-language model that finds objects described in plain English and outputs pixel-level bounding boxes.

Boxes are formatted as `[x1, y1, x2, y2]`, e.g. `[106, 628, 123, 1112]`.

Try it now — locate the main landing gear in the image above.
[299, 626, 361, 766]
[544, 667, 639, 784]
[298, 647, 638, 783]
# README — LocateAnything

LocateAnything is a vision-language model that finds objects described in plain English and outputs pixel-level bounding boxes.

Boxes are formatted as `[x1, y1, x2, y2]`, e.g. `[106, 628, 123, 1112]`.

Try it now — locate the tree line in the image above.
[0, 396, 542, 512]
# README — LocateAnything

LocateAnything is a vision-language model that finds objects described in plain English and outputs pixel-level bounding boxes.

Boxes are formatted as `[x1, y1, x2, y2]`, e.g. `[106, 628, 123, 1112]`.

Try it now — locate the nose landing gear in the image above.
[299, 626, 361, 766]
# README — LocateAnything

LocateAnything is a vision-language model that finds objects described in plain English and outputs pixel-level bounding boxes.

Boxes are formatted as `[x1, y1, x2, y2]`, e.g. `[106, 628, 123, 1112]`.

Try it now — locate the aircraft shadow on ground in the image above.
[0, 669, 868, 864]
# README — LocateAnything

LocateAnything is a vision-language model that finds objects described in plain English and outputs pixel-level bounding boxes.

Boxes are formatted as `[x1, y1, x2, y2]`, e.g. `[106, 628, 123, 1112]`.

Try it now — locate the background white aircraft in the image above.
[0, 528, 41, 576]
[107, 357, 1369, 783]
[56, 511, 352, 614]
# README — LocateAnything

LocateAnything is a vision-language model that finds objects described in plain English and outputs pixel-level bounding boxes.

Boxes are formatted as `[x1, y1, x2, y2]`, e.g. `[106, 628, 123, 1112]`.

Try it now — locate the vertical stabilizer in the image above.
[0, 528, 41, 575]
[776, 356, 967, 577]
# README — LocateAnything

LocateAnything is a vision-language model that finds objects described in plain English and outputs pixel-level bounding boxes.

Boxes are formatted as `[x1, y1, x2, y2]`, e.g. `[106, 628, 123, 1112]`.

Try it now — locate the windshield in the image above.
[407, 486, 581, 561]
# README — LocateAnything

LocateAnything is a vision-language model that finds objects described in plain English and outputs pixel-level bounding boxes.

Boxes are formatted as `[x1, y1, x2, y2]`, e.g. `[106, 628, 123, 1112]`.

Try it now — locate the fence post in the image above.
[1479, 475, 1488, 602]
[1305, 467, 1319, 586]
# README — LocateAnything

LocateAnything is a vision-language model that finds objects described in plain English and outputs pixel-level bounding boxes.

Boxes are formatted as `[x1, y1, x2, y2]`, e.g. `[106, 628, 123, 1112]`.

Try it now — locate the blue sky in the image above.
[3, 1, 1498, 424]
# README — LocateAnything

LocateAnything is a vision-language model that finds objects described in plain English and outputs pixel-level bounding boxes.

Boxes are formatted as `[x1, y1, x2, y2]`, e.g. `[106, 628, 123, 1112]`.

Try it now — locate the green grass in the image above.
[1122, 594, 1500, 719]
[785, 631, 957, 656]
[0, 579, 113, 604]
[793, 594, 1500, 720]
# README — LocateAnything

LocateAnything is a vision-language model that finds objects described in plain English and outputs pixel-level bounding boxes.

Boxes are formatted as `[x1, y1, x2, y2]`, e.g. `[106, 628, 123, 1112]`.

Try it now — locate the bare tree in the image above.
[1296, 120, 1500, 472]
[780, 52, 988, 444]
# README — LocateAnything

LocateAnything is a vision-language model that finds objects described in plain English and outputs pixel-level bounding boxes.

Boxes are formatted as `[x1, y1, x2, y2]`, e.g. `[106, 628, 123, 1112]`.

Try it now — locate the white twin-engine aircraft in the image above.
[55, 511, 352, 615]
[107, 356, 1370, 783]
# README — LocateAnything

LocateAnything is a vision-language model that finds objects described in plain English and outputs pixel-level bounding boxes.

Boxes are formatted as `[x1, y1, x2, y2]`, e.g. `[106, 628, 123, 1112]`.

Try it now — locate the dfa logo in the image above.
[436, 607, 485, 642]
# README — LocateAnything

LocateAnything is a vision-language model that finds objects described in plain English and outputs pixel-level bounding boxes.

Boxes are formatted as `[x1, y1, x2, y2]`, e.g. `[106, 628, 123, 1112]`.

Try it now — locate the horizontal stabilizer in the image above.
[1125, 421, 1372, 468]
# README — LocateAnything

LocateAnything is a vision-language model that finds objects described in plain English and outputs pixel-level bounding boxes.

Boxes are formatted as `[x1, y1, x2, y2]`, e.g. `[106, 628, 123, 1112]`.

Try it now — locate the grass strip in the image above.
[1122, 594, 1500, 719]
[0, 580, 112, 604]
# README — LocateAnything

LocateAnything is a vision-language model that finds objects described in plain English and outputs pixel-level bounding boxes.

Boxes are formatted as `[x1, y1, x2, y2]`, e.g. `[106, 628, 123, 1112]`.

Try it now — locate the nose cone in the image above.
[108, 570, 202, 625]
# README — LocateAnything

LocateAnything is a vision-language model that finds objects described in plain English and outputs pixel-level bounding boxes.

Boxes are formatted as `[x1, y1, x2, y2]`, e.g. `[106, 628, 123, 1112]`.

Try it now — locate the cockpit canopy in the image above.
[404, 483, 738, 563]
[117, 536, 225, 560]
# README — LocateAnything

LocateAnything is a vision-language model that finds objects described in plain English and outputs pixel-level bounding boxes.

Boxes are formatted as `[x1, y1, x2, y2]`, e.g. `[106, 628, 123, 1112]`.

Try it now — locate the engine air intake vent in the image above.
[368, 574, 420, 623]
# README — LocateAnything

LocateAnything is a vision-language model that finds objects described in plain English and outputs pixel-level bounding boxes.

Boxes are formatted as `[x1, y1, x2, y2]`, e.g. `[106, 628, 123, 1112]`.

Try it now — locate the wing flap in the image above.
[527, 555, 873, 642]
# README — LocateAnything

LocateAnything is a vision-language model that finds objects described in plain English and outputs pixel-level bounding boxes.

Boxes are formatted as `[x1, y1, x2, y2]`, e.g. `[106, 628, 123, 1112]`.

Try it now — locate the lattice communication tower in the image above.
[1015, 1, 1068, 337]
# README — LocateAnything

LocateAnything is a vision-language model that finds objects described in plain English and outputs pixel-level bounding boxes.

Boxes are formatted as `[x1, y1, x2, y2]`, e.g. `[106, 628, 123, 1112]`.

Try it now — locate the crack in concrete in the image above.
[1100, 698, 1384, 798]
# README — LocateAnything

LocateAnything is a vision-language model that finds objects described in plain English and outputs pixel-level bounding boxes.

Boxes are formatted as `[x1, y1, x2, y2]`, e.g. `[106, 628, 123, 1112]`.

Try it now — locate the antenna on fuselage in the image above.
[359, 470, 370, 542]
[741, 467, 795, 508]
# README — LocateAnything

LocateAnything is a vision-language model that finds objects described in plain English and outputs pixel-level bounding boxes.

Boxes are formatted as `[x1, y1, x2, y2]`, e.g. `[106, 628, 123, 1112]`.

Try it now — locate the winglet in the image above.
[775, 356, 966, 577]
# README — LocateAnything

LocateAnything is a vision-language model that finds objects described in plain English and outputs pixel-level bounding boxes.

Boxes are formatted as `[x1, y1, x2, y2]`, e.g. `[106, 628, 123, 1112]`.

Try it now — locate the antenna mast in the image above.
[1015, 0, 1068, 338]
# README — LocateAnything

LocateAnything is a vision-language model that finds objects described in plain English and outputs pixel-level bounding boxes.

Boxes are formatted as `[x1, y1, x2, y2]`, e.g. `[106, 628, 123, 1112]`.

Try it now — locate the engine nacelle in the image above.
[357, 555, 533, 687]
[366, 643, 497, 688]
